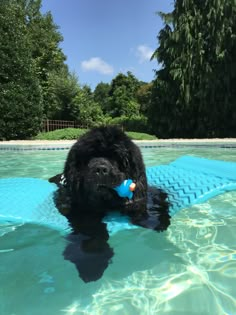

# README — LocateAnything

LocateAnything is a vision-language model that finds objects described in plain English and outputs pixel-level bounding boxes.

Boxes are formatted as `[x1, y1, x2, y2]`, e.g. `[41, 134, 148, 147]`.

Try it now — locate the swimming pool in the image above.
[0, 146, 236, 315]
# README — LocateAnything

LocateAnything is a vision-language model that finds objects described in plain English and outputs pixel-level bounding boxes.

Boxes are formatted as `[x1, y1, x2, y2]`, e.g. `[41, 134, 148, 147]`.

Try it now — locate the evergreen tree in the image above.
[150, 0, 236, 138]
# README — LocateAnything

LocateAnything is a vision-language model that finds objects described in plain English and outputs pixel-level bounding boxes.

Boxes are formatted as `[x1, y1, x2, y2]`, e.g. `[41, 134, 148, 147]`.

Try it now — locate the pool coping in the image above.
[1, 139, 236, 150]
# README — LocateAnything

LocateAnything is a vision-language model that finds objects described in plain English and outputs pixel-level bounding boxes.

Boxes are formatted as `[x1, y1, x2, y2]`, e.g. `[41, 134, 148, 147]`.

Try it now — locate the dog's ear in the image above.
[118, 142, 145, 177]
[64, 146, 83, 191]
[48, 173, 63, 185]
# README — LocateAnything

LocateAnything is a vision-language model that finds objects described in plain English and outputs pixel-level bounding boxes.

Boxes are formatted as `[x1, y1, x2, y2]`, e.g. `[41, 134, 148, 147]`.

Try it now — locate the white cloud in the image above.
[136, 45, 154, 63]
[81, 57, 114, 75]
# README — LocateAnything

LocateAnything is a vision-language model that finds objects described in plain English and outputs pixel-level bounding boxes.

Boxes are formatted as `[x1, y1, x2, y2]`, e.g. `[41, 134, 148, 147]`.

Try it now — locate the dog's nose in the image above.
[89, 158, 113, 178]
[95, 165, 109, 176]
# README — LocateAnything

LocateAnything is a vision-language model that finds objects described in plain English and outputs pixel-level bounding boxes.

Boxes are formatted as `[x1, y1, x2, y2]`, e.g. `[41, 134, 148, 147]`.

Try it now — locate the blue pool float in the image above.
[0, 156, 236, 234]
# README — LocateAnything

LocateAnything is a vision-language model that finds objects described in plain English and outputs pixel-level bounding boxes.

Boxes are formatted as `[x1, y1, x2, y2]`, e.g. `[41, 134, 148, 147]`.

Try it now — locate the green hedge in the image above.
[34, 127, 157, 141]
[126, 131, 156, 140]
[34, 128, 87, 140]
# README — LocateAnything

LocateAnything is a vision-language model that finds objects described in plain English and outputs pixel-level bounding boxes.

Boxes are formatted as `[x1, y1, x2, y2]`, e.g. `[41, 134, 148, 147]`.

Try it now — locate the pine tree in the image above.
[150, 0, 236, 138]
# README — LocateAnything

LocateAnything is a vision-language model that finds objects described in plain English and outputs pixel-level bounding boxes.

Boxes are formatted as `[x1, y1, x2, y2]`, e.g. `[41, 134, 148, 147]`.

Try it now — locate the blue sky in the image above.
[41, 0, 173, 89]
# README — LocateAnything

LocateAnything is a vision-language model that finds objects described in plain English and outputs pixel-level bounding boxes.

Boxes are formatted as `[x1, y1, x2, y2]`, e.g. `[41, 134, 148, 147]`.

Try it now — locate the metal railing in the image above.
[42, 120, 83, 132]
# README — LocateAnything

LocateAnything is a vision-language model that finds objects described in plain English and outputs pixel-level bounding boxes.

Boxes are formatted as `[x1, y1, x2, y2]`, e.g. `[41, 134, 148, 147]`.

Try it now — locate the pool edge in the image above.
[1, 139, 236, 150]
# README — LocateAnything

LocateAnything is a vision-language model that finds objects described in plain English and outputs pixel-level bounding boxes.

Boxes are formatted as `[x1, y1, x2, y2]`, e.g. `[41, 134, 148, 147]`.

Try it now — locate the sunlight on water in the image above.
[53, 192, 236, 315]
[0, 146, 236, 314]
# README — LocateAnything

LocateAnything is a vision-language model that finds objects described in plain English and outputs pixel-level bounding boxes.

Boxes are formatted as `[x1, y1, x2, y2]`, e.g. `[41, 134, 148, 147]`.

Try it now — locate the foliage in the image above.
[93, 82, 111, 113]
[73, 85, 106, 127]
[3, 0, 235, 139]
[108, 115, 149, 133]
[24, 1, 68, 117]
[92, 75, 153, 123]
[0, 1, 43, 140]
[150, 0, 236, 138]
[126, 131, 157, 140]
[35, 128, 156, 140]
[35, 128, 87, 140]
[108, 72, 141, 117]
[0, 0, 154, 140]
[136, 82, 153, 115]
[47, 71, 79, 120]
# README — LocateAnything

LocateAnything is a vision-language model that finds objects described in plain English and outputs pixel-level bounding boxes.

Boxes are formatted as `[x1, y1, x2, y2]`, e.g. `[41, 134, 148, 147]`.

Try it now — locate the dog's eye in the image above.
[121, 156, 129, 169]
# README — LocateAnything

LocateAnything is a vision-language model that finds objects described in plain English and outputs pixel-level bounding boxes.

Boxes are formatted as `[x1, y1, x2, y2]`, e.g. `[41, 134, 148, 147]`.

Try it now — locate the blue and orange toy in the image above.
[113, 179, 136, 200]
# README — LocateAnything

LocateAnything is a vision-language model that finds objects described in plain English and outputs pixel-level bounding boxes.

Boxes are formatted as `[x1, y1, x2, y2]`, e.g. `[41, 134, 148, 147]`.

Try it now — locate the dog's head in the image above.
[86, 157, 125, 187]
[63, 126, 145, 209]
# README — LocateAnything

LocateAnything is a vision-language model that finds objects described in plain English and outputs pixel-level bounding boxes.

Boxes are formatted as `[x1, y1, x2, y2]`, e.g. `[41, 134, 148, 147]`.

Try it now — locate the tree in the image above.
[93, 82, 111, 114]
[136, 82, 153, 115]
[108, 72, 141, 117]
[46, 71, 79, 120]
[0, 1, 43, 140]
[150, 0, 236, 138]
[22, 0, 68, 118]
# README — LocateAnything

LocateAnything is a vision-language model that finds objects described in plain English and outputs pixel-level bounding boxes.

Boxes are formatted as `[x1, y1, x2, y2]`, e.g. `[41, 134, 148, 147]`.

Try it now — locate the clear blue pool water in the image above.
[0, 146, 236, 315]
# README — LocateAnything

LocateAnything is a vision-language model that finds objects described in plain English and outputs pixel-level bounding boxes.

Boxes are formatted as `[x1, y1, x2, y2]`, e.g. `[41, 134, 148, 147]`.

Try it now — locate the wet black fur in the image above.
[49, 126, 170, 282]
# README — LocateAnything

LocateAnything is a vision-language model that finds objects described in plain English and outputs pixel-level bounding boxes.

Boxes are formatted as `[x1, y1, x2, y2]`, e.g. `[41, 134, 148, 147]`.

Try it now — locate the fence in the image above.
[42, 120, 83, 132]
[42, 120, 124, 133]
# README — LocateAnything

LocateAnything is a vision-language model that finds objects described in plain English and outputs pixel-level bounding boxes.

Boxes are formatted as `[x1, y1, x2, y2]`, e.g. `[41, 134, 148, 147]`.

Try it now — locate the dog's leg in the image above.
[64, 212, 114, 282]
[129, 186, 171, 232]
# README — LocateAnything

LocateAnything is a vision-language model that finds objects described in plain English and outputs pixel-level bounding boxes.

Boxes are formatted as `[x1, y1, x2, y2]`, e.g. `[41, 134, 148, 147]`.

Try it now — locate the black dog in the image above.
[49, 126, 170, 282]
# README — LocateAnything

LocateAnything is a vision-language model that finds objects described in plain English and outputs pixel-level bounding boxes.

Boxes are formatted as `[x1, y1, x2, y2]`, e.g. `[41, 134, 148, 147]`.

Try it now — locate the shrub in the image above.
[35, 127, 157, 141]
[126, 131, 156, 140]
[35, 128, 87, 140]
